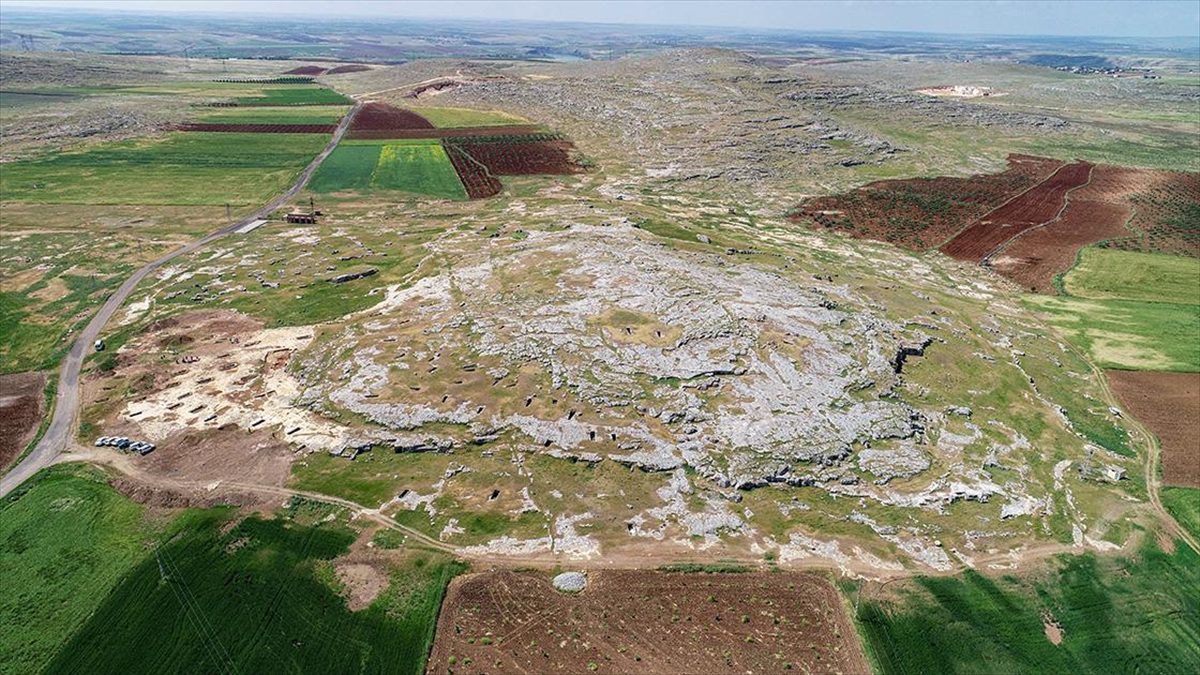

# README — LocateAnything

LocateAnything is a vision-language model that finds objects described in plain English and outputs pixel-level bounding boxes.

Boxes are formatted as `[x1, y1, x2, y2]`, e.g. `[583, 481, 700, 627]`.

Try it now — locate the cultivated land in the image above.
[429, 569, 869, 674]
[1108, 371, 1200, 488]
[3, 19, 1200, 675]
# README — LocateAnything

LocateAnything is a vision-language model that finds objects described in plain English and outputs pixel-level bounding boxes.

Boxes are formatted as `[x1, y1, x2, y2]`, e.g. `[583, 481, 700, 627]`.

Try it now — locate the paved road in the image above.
[0, 102, 361, 499]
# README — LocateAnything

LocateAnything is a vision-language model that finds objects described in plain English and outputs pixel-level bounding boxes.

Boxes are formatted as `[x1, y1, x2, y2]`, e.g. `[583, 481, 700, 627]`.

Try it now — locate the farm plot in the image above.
[31, 495, 463, 675]
[347, 102, 435, 138]
[1025, 295, 1199, 372]
[177, 122, 337, 133]
[0, 131, 328, 206]
[1064, 248, 1200, 305]
[408, 106, 528, 128]
[791, 154, 1063, 250]
[448, 136, 584, 175]
[1104, 170, 1200, 258]
[227, 85, 353, 106]
[427, 570, 869, 675]
[0, 465, 157, 675]
[940, 160, 1094, 262]
[0, 372, 46, 469]
[445, 144, 502, 198]
[851, 541, 1200, 675]
[1107, 370, 1200, 487]
[309, 140, 466, 199]
[192, 104, 349, 125]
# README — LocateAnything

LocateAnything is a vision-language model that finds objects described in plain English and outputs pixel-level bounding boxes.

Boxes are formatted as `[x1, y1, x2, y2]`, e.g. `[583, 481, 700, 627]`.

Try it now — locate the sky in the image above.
[3, 0, 1199, 38]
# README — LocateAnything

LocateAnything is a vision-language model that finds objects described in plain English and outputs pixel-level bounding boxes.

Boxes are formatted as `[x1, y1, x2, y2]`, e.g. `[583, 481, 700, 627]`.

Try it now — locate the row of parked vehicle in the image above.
[94, 436, 156, 455]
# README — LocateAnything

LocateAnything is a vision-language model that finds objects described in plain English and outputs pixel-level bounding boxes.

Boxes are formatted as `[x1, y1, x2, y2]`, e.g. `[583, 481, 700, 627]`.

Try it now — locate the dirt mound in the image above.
[176, 123, 337, 134]
[347, 102, 434, 138]
[0, 372, 46, 469]
[109, 477, 266, 508]
[326, 64, 371, 75]
[1107, 370, 1200, 487]
[428, 569, 869, 675]
[284, 66, 327, 76]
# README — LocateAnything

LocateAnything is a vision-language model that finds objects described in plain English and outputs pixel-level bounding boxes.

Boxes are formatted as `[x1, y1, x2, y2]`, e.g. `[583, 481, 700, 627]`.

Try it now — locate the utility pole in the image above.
[225, 203, 232, 221]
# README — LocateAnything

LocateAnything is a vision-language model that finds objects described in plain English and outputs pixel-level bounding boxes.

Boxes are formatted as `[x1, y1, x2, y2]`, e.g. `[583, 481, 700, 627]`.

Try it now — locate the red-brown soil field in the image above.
[176, 123, 337, 134]
[1102, 170, 1200, 259]
[347, 102, 435, 138]
[284, 65, 327, 76]
[453, 140, 583, 175]
[940, 160, 1094, 262]
[426, 569, 868, 675]
[445, 144, 503, 199]
[792, 154, 1063, 250]
[0, 372, 46, 469]
[1107, 370, 1200, 487]
[325, 64, 372, 75]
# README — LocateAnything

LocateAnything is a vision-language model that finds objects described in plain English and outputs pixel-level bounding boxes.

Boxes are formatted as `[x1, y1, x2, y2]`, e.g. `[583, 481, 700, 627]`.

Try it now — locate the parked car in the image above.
[94, 437, 110, 447]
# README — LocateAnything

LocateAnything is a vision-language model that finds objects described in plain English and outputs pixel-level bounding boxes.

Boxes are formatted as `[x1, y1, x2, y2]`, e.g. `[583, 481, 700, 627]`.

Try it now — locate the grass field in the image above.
[1064, 248, 1200, 305]
[43, 504, 463, 675]
[0, 464, 156, 675]
[193, 105, 349, 125]
[309, 140, 465, 199]
[851, 539, 1200, 674]
[1025, 295, 1200, 372]
[1, 132, 328, 206]
[1162, 487, 1200, 541]
[233, 86, 353, 106]
[409, 106, 529, 128]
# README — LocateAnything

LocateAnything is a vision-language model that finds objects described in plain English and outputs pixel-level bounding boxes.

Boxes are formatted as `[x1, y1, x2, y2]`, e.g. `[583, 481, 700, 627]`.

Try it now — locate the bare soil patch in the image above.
[0, 371, 46, 468]
[284, 66, 327, 76]
[326, 64, 372, 75]
[1107, 370, 1200, 487]
[347, 102, 435, 137]
[941, 161, 1094, 262]
[991, 199, 1132, 293]
[445, 144, 502, 199]
[335, 562, 388, 611]
[108, 476, 266, 508]
[427, 569, 868, 675]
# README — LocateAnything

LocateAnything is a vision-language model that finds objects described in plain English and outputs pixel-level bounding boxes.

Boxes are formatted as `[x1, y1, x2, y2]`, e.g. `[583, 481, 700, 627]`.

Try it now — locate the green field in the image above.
[0, 465, 157, 674]
[44, 506, 461, 675]
[1163, 488, 1200, 541]
[233, 86, 353, 106]
[1025, 295, 1200, 372]
[193, 105, 349, 125]
[1064, 248, 1200, 305]
[851, 540, 1200, 674]
[410, 106, 529, 128]
[0, 132, 328, 206]
[309, 140, 466, 199]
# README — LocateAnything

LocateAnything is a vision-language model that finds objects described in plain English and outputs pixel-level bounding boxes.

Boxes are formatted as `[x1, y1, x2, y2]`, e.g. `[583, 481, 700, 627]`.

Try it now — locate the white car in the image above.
[94, 437, 110, 447]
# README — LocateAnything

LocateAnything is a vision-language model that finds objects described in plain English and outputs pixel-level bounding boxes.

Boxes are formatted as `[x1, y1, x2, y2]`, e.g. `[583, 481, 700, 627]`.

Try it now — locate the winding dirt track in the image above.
[0, 102, 362, 499]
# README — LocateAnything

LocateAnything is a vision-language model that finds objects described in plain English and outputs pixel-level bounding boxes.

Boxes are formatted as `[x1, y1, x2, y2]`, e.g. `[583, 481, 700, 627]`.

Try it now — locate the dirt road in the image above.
[0, 102, 362, 499]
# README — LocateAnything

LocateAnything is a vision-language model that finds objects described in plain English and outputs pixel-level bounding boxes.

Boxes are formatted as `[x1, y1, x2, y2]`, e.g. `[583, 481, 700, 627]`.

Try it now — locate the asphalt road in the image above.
[0, 102, 362, 498]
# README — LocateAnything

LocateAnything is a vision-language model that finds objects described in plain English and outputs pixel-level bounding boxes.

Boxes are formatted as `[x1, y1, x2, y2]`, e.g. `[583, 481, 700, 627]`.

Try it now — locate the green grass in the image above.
[0, 464, 157, 675]
[1162, 488, 1200, 541]
[1025, 295, 1200, 372]
[44, 508, 463, 675]
[234, 86, 353, 106]
[409, 106, 528, 128]
[852, 539, 1200, 675]
[1, 132, 328, 206]
[1064, 248, 1200, 305]
[309, 140, 465, 199]
[193, 105, 349, 125]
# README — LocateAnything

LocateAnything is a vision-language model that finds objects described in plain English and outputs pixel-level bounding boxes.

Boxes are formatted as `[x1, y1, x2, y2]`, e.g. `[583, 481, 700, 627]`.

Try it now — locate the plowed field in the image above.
[284, 66, 327, 76]
[991, 200, 1132, 293]
[941, 161, 1094, 262]
[326, 64, 371, 75]
[0, 372, 45, 469]
[347, 102, 434, 137]
[176, 123, 337, 134]
[445, 144, 502, 198]
[452, 140, 582, 175]
[426, 569, 868, 675]
[1107, 370, 1200, 487]
[792, 154, 1062, 250]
